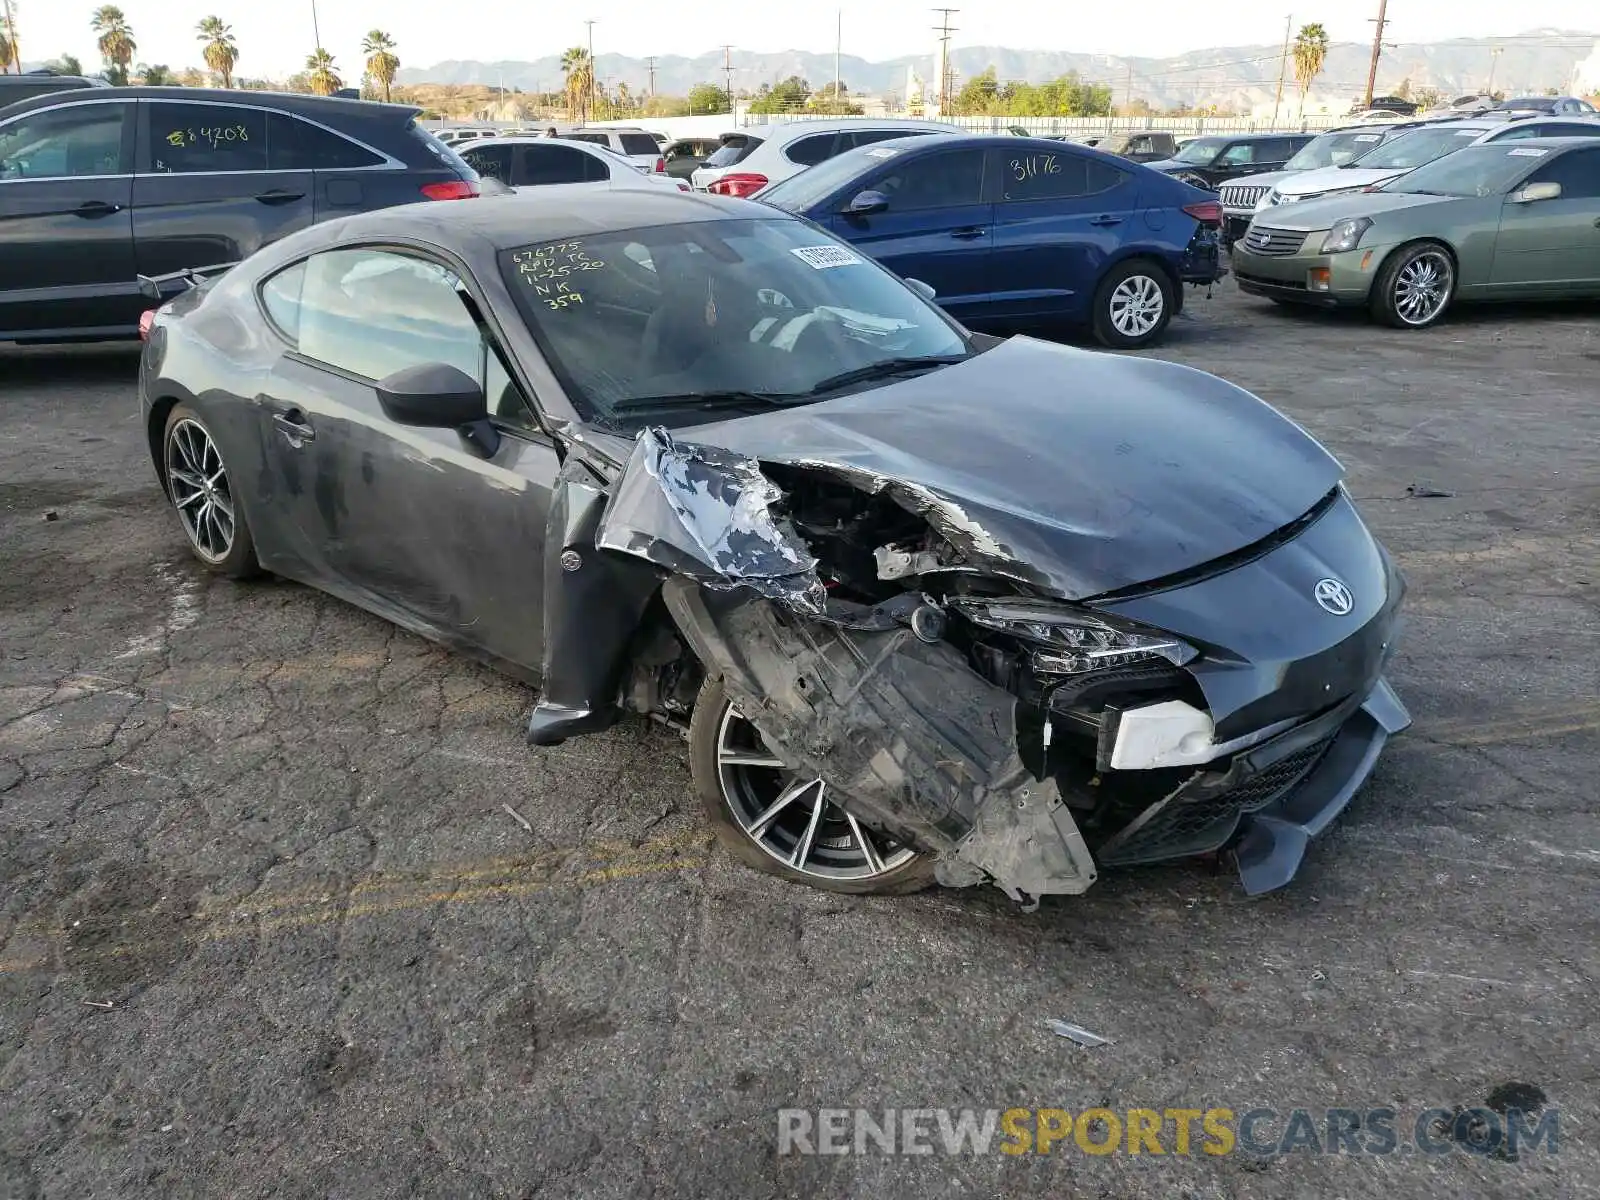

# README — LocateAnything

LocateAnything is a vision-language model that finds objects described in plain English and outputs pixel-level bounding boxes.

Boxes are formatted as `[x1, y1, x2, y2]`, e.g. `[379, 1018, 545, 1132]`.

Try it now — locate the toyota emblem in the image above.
[1313, 578, 1355, 615]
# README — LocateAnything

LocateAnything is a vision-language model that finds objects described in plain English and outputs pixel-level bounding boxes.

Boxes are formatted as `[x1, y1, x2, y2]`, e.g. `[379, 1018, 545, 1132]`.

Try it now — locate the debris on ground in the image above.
[1045, 1018, 1111, 1047]
[501, 803, 534, 835]
[1406, 483, 1454, 498]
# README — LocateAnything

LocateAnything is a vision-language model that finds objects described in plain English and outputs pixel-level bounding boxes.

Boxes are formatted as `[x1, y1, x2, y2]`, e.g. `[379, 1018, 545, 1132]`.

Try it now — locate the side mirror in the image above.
[1511, 180, 1562, 203]
[844, 189, 889, 216]
[375, 362, 500, 457]
[905, 278, 937, 302]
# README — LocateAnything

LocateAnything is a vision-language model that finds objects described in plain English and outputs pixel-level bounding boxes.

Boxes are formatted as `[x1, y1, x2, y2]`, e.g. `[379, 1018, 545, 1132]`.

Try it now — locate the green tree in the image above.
[953, 66, 1000, 114]
[1414, 86, 1442, 110]
[136, 62, 173, 84]
[0, 8, 19, 76]
[304, 47, 341, 95]
[808, 80, 861, 115]
[684, 80, 728, 114]
[196, 16, 237, 87]
[91, 5, 137, 86]
[48, 53, 85, 76]
[561, 46, 593, 121]
[1292, 22, 1330, 117]
[362, 29, 398, 102]
[747, 74, 810, 115]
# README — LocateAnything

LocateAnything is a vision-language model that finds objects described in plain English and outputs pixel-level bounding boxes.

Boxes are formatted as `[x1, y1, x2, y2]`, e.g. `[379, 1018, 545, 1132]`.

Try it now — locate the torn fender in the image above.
[597, 426, 827, 616]
[662, 579, 1098, 902]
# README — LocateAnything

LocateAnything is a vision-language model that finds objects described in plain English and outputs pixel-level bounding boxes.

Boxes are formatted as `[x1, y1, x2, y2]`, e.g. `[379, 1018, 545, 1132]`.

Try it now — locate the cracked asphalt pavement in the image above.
[2, 287, 1598, 1198]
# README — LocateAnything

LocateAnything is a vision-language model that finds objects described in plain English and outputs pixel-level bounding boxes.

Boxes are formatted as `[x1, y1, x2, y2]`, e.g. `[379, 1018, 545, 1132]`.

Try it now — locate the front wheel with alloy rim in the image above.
[1092, 261, 1174, 349]
[162, 403, 260, 578]
[1371, 242, 1456, 329]
[688, 677, 937, 895]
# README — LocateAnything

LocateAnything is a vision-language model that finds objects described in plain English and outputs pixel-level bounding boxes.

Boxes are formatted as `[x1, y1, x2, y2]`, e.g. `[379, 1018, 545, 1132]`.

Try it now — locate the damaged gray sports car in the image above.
[138, 190, 1410, 906]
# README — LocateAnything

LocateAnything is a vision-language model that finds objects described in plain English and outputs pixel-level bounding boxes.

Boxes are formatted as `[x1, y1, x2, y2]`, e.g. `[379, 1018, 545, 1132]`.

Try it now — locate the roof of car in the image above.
[326, 188, 769, 249]
[0, 85, 420, 122]
[741, 117, 964, 140]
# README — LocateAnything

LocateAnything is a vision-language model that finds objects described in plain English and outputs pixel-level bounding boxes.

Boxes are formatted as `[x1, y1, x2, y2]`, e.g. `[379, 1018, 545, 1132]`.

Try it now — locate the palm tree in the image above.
[196, 16, 238, 88]
[136, 62, 172, 85]
[90, 5, 136, 86]
[561, 46, 593, 122]
[305, 47, 341, 96]
[361, 30, 398, 102]
[1292, 23, 1330, 117]
[48, 54, 85, 76]
[0, 9, 18, 76]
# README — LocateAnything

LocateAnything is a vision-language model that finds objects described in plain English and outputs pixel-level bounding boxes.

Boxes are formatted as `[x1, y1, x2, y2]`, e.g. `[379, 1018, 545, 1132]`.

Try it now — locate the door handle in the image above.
[74, 200, 122, 218]
[272, 411, 316, 445]
[1089, 214, 1124, 227]
[255, 190, 306, 206]
[950, 227, 987, 240]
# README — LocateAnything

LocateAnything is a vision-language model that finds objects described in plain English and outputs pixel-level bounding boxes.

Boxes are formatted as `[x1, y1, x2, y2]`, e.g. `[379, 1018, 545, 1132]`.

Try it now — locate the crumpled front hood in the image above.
[687, 337, 1344, 599]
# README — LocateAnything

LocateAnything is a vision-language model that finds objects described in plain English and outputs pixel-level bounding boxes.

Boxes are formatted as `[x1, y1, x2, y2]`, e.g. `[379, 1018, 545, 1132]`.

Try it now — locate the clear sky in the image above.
[12, 0, 1598, 81]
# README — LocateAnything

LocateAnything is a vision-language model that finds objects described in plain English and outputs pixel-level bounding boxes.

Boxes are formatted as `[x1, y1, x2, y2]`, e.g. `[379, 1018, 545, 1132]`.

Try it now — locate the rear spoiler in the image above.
[137, 262, 237, 301]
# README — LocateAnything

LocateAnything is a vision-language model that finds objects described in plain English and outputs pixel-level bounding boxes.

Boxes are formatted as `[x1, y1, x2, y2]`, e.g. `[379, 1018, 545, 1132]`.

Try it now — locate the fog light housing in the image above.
[1308, 267, 1332, 292]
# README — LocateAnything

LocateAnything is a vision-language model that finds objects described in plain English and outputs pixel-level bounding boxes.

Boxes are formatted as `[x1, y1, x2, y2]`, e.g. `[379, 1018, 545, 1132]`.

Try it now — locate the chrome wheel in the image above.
[166, 418, 234, 563]
[1108, 274, 1166, 339]
[1391, 250, 1453, 326]
[715, 704, 917, 882]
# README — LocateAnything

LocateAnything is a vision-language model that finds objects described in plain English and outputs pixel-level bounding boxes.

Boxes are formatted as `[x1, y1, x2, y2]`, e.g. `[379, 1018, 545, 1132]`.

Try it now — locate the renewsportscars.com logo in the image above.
[777, 1104, 1559, 1159]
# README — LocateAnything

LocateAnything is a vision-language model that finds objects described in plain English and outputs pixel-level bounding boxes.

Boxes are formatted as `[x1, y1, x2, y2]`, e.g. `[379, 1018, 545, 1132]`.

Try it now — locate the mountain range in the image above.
[396, 32, 1598, 114]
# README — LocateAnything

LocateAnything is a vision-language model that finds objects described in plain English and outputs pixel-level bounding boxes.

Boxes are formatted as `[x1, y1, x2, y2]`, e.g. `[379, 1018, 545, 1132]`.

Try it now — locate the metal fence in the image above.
[748, 112, 1347, 135]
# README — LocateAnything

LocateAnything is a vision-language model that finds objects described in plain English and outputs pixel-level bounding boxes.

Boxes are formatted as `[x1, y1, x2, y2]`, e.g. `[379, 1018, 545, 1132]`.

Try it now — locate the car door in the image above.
[0, 97, 138, 337]
[828, 145, 991, 315]
[265, 109, 389, 217]
[248, 245, 560, 674]
[513, 142, 608, 188]
[132, 99, 316, 279]
[985, 146, 1138, 320]
[1490, 146, 1600, 291]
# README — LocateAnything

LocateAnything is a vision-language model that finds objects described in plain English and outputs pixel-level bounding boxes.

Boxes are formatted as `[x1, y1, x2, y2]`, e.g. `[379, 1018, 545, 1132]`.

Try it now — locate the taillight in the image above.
[1182, 200, 1224, 226]
[655, 157, 666, 173]
[708, 172, 769, 198]
[138, 310, 156, 342]
[420, 179, 480, 201]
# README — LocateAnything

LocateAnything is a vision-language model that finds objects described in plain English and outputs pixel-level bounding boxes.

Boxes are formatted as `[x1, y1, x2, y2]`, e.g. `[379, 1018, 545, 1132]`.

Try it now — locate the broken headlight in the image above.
[949, 598, 1197, 676]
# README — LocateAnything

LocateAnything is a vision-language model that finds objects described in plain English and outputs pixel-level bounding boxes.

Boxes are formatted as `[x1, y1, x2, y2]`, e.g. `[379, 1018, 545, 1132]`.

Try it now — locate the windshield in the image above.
[703, 136, 760, 168]
[1349, 125, 1486, 169]
[758, 142, 903, 212]
[1380, 143, 1549, 197]
[1495, 97, 1555, 113]
[500, 217, 969, 428]
[1285, 128, 1388, 170]
[1174, 137, 1228, 164]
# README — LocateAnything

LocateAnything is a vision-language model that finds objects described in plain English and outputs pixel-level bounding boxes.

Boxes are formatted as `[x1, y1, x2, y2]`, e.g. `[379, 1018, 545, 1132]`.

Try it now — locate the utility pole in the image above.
[310, 0, 323, 54]
[1485, 46, 1502, 96]
[1362, 0, 1388, 108]
[1122, 63, 1133, 115]
[646, 55, 656, 98]
[1271, 14, 1292, 126]
[932, 8, 958, 114]
[721, 44, 735, 115]
[834, 10, 841, 112]
[585, 19, 597, 122]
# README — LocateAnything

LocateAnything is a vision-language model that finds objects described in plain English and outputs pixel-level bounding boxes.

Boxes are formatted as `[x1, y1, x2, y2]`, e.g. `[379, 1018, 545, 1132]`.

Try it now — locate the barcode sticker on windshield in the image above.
[792, 246, 863, 269]
[1507, 147, 1549, 156]
[864, 147, 901, 158]
[1355, 134, 1381, 141]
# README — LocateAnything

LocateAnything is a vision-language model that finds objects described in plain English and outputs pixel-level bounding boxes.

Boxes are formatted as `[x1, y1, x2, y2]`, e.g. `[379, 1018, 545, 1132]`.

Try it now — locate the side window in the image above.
[259, 259, 307, 343]
[0, 102, 128, 179]
[580, 151, 610, 182]
[147, 102, 268, 173]
[785, 133, 839, 167]
[997, 148, 1125, 202]
[1528, 148, 1600, 200]
[871, 148, 984, 210]
[463, 144, 513, 184]
[845, 129, 907, 151]
[618, 133, 660, 156]
[1218, 142, 1256, 166]
[297, 249, 484, 384]
[267, 113, 384, 169]
[1549, 123, 1600, 139]
[565, 132, 608, 146]
[517, 143, 591, 186]
[1491, 124, 1544, 141]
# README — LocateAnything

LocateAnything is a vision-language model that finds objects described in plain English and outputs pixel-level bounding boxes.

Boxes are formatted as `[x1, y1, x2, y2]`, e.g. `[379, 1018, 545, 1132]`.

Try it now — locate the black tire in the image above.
[162, 403, 260, 579]
[688, 676, 937, 896]
[1369, 241, 1456, 330]
[1091, 259, 1175, 349]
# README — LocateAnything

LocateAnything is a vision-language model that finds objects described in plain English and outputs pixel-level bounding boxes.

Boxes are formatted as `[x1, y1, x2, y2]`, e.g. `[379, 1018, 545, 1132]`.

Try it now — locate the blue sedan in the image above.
[758, 134, 1225, 348]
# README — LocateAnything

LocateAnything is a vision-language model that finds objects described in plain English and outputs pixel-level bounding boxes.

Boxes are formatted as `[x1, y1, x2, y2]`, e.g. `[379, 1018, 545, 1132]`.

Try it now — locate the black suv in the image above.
[1141, 132, 1316, 189]
[0, 69, 110, 111]
[0, 87, 480, 342]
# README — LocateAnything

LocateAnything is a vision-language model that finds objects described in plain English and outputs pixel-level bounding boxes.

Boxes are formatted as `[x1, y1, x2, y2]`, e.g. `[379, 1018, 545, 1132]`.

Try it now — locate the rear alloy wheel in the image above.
[163, 404, 259, 578]
[688, 677, 936, 894]
[1092, 261, 1174, 349]
[1371, 242, 1456, 329]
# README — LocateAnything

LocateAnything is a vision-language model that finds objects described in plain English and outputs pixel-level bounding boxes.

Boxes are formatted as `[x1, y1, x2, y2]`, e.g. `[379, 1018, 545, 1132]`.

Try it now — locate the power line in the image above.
[1363, 0, 1390, 106]
[932, 8, 958, 113]
[645, 55, 656, 98]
